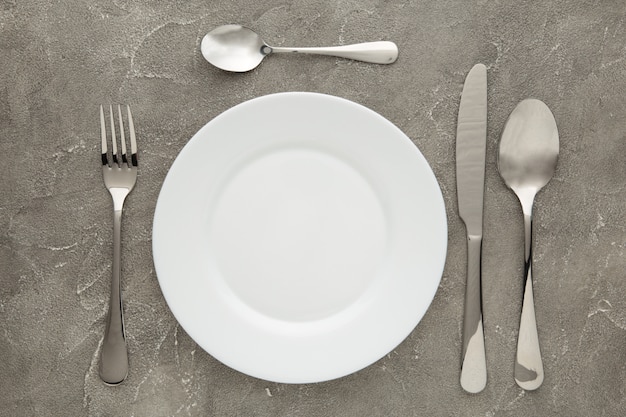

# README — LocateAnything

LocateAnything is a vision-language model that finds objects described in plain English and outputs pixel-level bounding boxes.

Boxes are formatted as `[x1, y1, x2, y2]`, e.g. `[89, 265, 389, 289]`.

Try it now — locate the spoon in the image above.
[498, 99, 559, 390]
[200, 24, 399, 72]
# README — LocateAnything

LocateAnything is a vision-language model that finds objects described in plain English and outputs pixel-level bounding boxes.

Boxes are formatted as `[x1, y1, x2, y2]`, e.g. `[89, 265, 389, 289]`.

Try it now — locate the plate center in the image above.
[209, 147, 387, 322]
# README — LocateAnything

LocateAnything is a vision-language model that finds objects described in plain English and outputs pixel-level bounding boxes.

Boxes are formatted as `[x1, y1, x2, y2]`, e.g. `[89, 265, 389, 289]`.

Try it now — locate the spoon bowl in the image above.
[201, 25, 268, 73]
[201, 24, 398, 72]
[499, 100, 559, 194]
[498, 98, 559, 391]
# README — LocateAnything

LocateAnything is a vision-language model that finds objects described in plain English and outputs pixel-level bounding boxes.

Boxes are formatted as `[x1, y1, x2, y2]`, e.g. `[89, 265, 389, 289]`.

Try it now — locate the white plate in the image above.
[152, 92, 447, 383]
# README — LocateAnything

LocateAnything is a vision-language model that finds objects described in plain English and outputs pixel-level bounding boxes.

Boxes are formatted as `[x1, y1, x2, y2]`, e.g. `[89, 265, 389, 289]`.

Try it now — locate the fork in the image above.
[99, 104, 138, 385]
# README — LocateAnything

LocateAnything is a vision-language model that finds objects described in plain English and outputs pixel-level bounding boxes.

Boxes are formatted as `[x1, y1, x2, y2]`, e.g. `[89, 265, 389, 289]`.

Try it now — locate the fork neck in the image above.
[109, 188, 130, 212]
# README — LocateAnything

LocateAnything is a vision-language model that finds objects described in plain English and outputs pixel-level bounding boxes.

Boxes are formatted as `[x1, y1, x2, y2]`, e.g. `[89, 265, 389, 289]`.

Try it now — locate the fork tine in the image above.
[109, 104, 118, 165]
[100, 105, 109, 166]
[127, 106, 138, 167]
[117, 105, 128, 165]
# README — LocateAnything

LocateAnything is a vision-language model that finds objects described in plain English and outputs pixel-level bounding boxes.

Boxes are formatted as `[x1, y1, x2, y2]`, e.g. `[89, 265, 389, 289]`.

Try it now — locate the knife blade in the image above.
[456, 63, 488, 394]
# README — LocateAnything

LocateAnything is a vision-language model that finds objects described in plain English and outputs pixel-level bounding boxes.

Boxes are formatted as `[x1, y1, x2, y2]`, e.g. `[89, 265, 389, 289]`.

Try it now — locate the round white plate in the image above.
[152, 92, 447, 383]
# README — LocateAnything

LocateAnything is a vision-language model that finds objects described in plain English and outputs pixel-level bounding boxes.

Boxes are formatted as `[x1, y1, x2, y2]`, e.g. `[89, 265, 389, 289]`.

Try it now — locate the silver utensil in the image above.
[456, 63, 488, 394]
[99, 104, 138, 385]
[200, 24, 398, 72]
[498, 99, 559, 390]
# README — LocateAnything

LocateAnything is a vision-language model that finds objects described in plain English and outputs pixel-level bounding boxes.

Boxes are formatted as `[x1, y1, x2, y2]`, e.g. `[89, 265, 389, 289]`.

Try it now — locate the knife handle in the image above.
[460, 235, 487, 393]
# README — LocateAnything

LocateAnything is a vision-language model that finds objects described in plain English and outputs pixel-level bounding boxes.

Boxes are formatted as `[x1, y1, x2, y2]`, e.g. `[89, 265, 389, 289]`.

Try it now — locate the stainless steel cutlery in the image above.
[498, 99, 559, 390]
[200, 24, 399, 72]
[456, 63, 488, 394]
[98, 104, 138, 385]
[456, 64, 559, 392]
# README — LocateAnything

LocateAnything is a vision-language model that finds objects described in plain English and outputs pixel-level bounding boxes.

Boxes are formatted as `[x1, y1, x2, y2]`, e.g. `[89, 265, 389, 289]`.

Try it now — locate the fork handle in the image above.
[100, 209, 129, 385]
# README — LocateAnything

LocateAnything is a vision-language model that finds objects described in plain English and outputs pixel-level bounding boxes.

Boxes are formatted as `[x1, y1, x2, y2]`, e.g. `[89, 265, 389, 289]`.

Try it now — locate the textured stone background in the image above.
[1, 0, 625, 416]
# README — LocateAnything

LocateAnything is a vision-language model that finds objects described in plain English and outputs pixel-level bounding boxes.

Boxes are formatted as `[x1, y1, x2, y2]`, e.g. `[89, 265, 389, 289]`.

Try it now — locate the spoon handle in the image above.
[515, 211, 544, 390]
[269, 41, 398, 64]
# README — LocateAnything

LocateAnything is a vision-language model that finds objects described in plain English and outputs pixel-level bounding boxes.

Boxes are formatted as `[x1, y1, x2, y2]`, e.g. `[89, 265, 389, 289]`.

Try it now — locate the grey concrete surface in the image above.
[1, 0, 625, 416]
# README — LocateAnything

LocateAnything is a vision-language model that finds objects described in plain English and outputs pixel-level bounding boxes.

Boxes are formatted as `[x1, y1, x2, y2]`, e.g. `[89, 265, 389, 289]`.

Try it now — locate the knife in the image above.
[456, 63, 488, 393]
